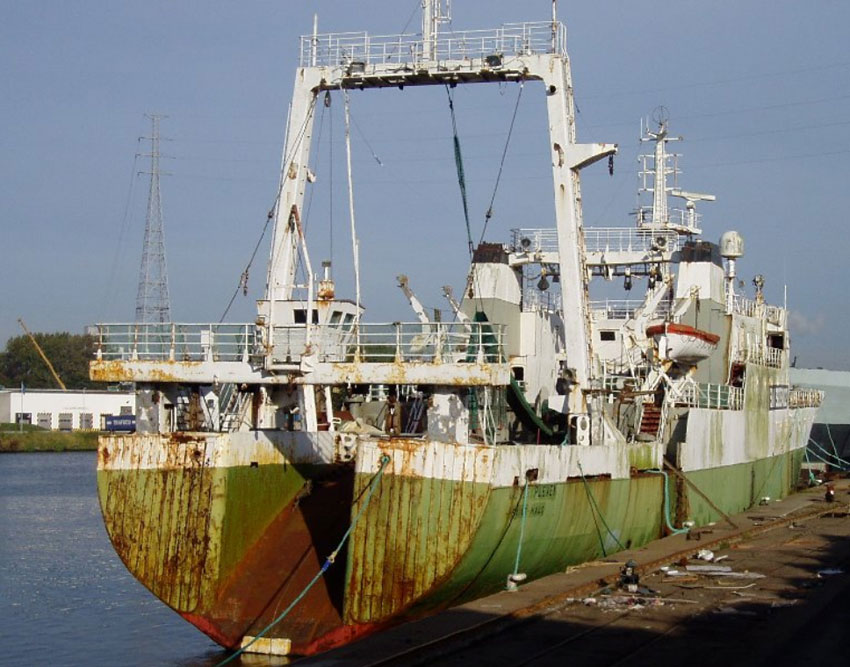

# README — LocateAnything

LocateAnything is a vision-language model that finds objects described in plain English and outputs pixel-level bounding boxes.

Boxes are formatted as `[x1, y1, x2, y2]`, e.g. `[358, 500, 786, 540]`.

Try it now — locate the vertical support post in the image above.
[477, 323, 484, 363]
[266, 69, 321, 303]
[343, 91, 363, 358]
[324, 385, 335, 432]
[539, 53, 616, 417]
[422, 0, 434, 61]
[311, 14, 319, 67]
[551, 0, 558, 53]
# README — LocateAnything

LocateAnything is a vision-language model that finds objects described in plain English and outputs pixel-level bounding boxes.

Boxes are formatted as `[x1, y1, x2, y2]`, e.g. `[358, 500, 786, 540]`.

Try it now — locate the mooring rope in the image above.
[808, 438, 850, 471]
[216, 454, 391, 666]
[803, 448, 818, 484]
[577, 462, 626, 553]
[445, 85, 474, 260]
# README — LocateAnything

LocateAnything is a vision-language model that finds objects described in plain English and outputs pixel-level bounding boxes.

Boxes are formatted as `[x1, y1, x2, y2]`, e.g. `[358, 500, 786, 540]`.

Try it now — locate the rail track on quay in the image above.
[297, 480, 850, 667]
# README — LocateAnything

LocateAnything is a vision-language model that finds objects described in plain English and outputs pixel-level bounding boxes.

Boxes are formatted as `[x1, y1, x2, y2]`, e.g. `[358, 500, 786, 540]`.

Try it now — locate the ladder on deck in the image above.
[405, 395, 427, 433]
[639, 404, 662, 438]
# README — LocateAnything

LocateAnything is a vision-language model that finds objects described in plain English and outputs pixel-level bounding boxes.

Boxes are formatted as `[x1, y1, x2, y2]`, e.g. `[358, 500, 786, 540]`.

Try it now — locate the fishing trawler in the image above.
[90, 2, 822, 657]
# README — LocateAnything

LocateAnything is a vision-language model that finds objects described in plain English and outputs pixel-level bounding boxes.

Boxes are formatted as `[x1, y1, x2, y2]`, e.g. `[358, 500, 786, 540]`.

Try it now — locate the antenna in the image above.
[671, 189, 715, 231]
[135, 113, 172, 323]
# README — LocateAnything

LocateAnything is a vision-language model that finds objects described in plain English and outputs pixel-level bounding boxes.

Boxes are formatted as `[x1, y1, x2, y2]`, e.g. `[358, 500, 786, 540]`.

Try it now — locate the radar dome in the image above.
[720, 231, 744, 259]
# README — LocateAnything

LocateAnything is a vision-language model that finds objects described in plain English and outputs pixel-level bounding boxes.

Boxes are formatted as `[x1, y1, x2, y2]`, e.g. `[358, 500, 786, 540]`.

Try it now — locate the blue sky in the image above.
[2, 1, 848, 370]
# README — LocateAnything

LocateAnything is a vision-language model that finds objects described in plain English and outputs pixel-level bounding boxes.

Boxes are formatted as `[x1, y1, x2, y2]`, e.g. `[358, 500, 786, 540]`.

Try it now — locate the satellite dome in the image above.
[719, 231, 744, 259]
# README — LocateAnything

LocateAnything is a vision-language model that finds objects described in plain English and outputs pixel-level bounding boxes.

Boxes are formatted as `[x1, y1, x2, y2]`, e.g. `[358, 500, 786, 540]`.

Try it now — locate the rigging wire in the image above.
[302, 100, 328, 234]
[400, 0, 421, 33]
[101, 148, 141, 319]
[351, 113, 384, 166]
[218, 212, 274, 322]
[219, 95, 318, 320]
[328, 92, 334, 268]
[444, 84, 474, 259]
[479, 80, 524, 245]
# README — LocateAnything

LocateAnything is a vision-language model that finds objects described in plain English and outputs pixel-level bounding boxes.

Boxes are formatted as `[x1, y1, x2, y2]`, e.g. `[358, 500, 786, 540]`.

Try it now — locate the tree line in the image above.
[0, 332, 100, 390]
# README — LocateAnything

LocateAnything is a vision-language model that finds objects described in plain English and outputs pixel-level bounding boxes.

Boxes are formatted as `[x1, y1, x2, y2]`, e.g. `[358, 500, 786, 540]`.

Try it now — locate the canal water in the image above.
[0, 452, 256, 667]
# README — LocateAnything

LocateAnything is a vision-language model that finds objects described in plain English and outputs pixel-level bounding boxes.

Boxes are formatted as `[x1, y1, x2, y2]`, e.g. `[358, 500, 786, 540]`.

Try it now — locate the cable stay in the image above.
[445, 82, 525, 317]
[350, 113, 384, 166]
[220, 94, 319, 321]
[480, 80, 524, 244]
[445, 85, 475, 260]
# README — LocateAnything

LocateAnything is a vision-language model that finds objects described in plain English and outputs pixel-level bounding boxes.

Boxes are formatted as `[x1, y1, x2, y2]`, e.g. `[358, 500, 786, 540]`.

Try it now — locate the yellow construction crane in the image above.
[17, 318, 67, 390]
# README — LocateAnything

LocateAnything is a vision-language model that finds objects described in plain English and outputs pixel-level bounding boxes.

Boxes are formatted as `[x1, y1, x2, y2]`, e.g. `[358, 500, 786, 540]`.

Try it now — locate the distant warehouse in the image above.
[0, 387, 134, 431]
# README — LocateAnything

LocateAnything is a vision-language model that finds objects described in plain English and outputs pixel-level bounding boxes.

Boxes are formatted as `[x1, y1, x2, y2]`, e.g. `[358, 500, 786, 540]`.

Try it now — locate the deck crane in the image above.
[396, 275, 431, 324]
[17, 318, 67, 390]
[441, 285, 472, 331]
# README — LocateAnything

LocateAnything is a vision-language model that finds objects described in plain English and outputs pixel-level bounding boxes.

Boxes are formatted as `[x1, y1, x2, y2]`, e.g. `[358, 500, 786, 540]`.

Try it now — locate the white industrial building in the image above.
[0, 388, 134, 431]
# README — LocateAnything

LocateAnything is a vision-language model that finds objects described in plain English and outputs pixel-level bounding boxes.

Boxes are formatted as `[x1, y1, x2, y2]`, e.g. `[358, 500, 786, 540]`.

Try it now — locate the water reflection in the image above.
[0, 452, 225, 666]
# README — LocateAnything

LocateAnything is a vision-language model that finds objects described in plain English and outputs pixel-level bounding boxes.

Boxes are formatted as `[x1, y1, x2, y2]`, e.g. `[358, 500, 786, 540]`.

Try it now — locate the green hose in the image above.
[646, 469, 689, 535]
[512, 481, 530, 580]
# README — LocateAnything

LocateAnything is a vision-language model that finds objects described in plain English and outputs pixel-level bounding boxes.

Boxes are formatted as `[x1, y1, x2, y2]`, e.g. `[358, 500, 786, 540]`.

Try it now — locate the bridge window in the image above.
[767, 333, 784, 350]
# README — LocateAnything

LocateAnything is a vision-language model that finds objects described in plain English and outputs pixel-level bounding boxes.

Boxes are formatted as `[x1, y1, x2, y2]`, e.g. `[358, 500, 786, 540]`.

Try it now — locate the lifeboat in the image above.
[646, 322, 720, 363]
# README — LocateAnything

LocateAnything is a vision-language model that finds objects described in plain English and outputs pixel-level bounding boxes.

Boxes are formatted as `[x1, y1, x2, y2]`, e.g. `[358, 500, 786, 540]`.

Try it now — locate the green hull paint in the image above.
[417, 475, 664, 612]
[218, 463, 313, 580]
[96, 461, 311, 614]
[679, 448, 804, 525]
[96, 438, 806, 653]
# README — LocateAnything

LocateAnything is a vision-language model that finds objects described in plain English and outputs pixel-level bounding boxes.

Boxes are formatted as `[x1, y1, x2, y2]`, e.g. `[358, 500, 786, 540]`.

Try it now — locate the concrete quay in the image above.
[299, 478, 850, 667]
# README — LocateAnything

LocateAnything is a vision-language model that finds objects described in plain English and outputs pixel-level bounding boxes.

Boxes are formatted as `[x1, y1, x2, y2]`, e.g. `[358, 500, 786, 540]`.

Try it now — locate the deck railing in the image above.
[635, 206, 702, 233]
[675, 382, 743, 410]
[287, 321, 506, 364]
[522, 288, 562, 313]
[733, 345, 785, 369]
[510, 227, 683, 257]
[510, 228, 559, 254]
[584, 227, 681, 255]
[789, 388, 824, 408]
[590, 299, 672, 321]
[93, 323, 258, 362]
[93, 321, 505, 366]
[300, 21, 566, 68]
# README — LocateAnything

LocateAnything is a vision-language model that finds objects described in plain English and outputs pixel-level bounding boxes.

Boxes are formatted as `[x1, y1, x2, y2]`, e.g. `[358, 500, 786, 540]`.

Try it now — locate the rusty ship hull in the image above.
[97, 414, 814, 655]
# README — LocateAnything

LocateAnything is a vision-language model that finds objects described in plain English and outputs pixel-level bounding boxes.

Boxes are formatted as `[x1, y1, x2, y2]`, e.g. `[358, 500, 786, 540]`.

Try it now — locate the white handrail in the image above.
[300, 21, 567, 68]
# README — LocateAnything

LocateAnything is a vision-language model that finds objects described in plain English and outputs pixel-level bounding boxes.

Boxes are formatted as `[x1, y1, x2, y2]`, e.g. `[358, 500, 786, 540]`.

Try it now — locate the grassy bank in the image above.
[0, 424, 98, 452]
